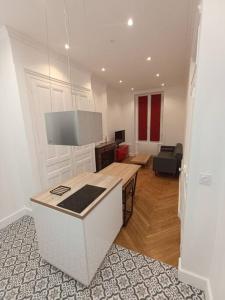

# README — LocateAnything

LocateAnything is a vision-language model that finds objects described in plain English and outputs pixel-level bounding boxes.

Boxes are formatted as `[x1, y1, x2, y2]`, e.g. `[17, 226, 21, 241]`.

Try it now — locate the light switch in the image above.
[199, 173, 212, 186]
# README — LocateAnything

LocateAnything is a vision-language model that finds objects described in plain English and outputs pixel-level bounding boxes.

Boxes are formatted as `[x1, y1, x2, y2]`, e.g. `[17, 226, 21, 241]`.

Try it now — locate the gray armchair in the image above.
[153, 143, 183, 176]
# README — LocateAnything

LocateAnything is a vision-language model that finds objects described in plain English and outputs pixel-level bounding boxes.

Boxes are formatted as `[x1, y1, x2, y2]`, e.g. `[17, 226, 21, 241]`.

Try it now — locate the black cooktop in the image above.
[57, 184, 106, 214]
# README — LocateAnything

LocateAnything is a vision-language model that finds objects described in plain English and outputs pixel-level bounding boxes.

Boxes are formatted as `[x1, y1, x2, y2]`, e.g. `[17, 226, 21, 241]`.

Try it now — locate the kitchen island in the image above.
[31, 172, 122, 286]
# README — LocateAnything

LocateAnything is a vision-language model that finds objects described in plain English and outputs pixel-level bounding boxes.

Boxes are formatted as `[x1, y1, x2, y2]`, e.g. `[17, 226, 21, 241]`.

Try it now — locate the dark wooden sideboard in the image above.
[95, 142, 116, 172]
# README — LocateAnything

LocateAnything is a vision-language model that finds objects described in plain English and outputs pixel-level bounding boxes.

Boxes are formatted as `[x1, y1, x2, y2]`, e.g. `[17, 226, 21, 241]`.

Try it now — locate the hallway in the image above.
[115, 161, 180, 266]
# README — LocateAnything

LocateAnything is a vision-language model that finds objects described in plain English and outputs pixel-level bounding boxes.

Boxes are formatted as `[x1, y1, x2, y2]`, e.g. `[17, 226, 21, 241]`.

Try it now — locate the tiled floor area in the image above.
[0, 216, 204, 299]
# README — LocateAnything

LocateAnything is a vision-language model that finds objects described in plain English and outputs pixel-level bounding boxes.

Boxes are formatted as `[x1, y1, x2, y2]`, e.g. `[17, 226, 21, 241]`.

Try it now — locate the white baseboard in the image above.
[178, 258, 213, 300]
[0, 206, 33, 230]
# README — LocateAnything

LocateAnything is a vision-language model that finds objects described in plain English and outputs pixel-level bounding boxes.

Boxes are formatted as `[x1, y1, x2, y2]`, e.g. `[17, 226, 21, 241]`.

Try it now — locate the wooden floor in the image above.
[115, 159, 180, 267]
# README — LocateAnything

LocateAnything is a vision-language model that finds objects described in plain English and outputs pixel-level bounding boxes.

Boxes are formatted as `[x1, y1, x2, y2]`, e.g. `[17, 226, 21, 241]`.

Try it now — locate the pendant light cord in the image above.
[63, 0, 73, 101]
[82, 0, 96, 112]
[44, 0, 53, 112]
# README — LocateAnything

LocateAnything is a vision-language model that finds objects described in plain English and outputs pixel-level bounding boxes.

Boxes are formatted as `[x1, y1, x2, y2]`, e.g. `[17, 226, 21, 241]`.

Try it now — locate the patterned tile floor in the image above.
[0, 216, 205, 300]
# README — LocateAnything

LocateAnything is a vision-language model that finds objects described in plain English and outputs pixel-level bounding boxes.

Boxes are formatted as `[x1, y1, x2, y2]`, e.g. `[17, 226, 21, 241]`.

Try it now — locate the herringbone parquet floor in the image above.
[115, 159, 180, 267]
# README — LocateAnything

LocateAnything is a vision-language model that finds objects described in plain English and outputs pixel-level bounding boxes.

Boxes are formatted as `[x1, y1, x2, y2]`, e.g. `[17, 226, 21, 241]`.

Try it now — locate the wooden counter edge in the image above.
[30, 177, 122, 220]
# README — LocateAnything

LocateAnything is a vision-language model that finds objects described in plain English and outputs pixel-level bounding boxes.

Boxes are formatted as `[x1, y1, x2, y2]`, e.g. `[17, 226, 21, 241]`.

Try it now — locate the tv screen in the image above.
[115, 130, 125, 145]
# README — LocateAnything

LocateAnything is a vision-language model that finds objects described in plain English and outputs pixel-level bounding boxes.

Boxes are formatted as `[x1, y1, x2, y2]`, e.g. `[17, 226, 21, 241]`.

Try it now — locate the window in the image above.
[137, 93, 162, 142]
[138, 96, 148, 140]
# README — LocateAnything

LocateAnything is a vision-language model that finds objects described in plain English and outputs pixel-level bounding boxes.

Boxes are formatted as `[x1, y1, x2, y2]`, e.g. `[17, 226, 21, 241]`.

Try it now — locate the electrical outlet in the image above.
[199, 173, 212, 186]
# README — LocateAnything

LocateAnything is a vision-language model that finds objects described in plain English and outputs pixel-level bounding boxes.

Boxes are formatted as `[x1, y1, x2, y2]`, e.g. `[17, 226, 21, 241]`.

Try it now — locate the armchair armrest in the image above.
[160, 145, 175, 152]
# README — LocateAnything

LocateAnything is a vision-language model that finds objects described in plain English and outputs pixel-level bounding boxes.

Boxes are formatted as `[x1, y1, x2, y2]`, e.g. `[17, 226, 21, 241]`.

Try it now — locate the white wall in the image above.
[0, 27, 34, 227]
[209, 176, 225, 299]
[107, 87, 125, 140]
[179, 0, 225, 299]
[106, 85, 187, 156]
[135, 86, 187, 155]
[107, 86, 136, 154]
[91, 76, 108, 141]
[107, 85, 186, 156]
[9, 28, 91, 88]
[163, 86, 187, 145]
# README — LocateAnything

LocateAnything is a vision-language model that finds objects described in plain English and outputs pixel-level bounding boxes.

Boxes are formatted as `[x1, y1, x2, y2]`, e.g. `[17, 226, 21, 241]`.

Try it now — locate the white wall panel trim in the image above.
[178, 258, 212, 300]
[25, 69, 91, 93]
[0, 207, 32, 230]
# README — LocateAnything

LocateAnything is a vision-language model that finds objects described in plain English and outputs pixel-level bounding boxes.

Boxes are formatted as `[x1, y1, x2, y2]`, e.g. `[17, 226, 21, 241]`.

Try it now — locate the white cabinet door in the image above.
[27, 73, 96, 189]
[71, 90, 96, 175]
[72, 90, 95, 111]
[29, 77, 73, 189]
[72, 145, 96, 176]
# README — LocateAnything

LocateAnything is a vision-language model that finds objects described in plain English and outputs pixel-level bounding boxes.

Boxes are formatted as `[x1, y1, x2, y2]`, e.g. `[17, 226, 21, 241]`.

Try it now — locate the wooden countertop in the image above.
[99, 162, 141, 187]
[31, 172, 122, 219]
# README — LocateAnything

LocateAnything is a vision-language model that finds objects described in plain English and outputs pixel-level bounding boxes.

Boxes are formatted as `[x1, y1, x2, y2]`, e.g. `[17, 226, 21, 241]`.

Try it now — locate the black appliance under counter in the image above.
[57, 184, 106, 214]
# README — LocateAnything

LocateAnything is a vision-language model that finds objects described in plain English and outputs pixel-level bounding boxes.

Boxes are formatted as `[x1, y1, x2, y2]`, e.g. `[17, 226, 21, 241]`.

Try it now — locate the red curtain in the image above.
[138, 96, 148, 141]
[150, 94, 161, 141]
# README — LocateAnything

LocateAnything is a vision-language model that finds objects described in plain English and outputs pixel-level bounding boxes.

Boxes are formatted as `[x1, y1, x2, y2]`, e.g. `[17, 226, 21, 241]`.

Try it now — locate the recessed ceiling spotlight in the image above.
[161, 83, 165, 87]
[131, 88, 134, 91]
[127, 18, 133, 26]
[146, 57, 151, 61]
[119, 80, 123, 83]
[101, 67, 106, 72]
[156, 73, 160, 77]
[65, 43, 70, 50]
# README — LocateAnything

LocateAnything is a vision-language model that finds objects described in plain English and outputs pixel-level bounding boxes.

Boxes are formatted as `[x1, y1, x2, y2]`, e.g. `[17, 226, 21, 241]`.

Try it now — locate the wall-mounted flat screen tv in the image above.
[115, 130, 125, 145]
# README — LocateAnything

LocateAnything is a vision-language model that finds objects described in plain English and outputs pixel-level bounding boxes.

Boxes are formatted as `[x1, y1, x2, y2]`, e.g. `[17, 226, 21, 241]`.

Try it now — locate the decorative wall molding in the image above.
[6, 25, 48, 53]
[0, 207, 32, 230]
[5, 25, 91, 80]
[133, 89, 165, 96]
[178, 258, 213, 300]
[25, 69, 91, 93]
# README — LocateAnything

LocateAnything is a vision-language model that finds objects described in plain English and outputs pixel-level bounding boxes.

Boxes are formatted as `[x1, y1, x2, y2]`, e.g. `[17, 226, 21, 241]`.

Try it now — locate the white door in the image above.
[27, 73, 96, 189]
[179, 4, 201, 235]
[29, 77, 73, 189]
[179, 70, 196, 224]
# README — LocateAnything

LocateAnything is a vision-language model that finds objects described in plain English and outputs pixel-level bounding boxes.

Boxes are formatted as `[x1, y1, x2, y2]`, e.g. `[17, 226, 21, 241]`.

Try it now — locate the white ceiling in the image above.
[0, 0, 195, 90]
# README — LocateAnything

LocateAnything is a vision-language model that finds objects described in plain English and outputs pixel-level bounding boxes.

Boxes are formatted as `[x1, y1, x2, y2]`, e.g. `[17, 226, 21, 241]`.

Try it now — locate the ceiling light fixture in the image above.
[127, 18, 133, 26]
[156, 73, 160, 77]
[131, 88, 134, 91]
[101, 67, 106, 72]
[161, 83, 165, 87]
[65, 43, 70, 50]
[119, 80, 123, 83]
[146, 57, 151, 61]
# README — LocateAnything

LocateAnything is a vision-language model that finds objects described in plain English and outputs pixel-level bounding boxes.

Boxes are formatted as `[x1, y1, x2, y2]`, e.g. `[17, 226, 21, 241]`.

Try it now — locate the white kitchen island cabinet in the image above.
[31, 172, 122, 286]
